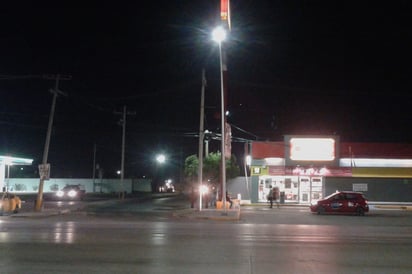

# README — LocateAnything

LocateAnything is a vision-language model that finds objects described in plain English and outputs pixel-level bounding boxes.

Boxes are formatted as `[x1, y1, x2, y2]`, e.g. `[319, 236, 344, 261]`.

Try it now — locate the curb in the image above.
[374, 205, 412, 211]
[11, 209, 71, 218]
[173, 208, 241, 221]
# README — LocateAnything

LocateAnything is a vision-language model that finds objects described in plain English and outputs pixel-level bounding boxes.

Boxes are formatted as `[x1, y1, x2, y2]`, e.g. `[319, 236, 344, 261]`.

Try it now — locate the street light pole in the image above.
[120, 105, 126, 199]
[212, 26, 227, 214]
[218, 40, 227, 214]
[198, 69, 206, 211]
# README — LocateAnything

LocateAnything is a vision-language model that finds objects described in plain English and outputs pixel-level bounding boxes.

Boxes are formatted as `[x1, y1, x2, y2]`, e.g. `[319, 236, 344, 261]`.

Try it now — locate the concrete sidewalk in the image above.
[12, 202, 241, 221]
[9, 198, 412, 219]
[10, 199, 121, 218]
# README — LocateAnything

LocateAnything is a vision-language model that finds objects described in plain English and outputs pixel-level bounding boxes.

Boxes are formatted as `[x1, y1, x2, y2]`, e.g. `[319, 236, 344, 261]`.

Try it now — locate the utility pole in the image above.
[219, 0, 231, 206]
[35, 74, 71, 211]
[198, 69, 206, 211]
[92, 143, 97, 193]
[114, 105, 136, 199]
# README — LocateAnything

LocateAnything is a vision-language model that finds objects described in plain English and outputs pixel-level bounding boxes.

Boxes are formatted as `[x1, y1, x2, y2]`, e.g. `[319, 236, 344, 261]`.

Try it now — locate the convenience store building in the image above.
[249, 136, 412, 204]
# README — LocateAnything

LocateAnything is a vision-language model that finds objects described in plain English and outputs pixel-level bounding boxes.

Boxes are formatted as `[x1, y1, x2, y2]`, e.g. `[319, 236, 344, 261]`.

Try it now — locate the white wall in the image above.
[7, 178, 136, 193]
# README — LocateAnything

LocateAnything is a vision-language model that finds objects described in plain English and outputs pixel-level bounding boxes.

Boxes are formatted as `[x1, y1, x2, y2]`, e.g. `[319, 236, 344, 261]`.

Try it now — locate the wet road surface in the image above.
[1, 195, 412, 273]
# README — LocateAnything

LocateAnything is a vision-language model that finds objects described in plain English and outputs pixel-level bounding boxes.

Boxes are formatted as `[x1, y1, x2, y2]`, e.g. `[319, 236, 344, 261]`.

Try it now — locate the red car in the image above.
[310, 191, 369, 216]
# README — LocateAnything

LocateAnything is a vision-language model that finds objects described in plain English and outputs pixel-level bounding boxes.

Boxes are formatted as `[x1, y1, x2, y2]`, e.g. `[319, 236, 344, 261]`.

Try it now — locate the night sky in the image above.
[1, 1, 411, 179]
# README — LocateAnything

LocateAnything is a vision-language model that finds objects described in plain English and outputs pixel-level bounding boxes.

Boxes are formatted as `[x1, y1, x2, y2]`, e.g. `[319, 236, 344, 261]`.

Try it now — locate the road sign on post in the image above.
[38, 163, 50, 180]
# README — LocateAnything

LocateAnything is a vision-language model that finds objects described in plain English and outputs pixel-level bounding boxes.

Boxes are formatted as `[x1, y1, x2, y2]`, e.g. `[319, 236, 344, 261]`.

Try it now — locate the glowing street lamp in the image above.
[212, 26, 227, 44]
[156, 154, 166, 164]
[212, 26, 227, 213]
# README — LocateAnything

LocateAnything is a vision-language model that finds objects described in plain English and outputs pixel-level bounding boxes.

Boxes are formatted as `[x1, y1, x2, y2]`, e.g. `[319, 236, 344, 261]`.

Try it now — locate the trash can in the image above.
[280, 192, 285, 204]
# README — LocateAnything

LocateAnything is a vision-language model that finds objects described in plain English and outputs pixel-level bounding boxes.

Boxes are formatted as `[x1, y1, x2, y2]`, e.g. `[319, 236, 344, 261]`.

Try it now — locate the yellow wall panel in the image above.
[352, 167, 412, 178]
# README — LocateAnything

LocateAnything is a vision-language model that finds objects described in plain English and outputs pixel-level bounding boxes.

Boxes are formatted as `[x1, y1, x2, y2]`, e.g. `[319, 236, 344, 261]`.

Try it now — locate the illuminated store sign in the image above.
[290, 138, 335, 161]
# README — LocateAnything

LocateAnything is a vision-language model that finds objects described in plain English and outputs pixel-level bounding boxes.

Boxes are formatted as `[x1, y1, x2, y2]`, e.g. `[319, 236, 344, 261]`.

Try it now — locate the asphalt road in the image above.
[1, 194, 412, 273]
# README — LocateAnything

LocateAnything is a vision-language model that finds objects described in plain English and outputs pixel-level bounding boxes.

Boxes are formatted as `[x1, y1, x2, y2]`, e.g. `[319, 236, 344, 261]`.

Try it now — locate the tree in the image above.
[183, 151, 240, 187]
[202, 152, 220, 185]
[184, 155, 198, 180]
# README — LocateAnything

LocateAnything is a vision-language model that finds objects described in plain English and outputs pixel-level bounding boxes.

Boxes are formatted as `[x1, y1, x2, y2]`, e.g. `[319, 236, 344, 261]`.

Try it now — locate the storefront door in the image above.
[311, 177, 323, 202]
[299, 177, 311, 203]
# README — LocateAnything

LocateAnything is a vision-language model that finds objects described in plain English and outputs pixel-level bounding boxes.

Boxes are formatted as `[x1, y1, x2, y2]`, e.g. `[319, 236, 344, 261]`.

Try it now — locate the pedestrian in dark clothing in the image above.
[226, 192, 233, 209]
[268, 186, 274, 208]
[273, 187, 280, 208]
[190, 187, 197, 208]
[211, 187, 217, 207]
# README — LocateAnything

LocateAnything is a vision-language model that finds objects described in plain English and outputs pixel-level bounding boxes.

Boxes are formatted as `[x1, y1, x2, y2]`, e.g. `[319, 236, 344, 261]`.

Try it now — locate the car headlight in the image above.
[56, 190, 64, 197]
[310, 201, 318, 206]
[67, 190, 77, 198]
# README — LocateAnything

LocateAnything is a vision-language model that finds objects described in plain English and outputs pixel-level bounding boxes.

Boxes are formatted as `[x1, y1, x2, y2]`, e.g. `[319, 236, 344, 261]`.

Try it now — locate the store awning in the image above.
[0, 155, 33, 165]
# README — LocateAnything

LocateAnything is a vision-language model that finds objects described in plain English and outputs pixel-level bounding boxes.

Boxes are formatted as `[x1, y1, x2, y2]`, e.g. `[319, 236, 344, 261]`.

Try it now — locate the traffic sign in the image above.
[38, 163, 50, 180]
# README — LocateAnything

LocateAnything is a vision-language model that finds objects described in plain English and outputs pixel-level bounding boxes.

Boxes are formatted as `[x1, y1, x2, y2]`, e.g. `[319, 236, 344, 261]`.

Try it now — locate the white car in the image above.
[55, 185, 85, 200]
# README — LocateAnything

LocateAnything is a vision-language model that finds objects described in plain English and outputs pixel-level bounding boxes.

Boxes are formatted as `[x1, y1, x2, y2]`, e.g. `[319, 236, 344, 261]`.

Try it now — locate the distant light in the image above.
[212, 26, 226, 43]
[199, 185, 209, 194]
[68, 190, 77, 198]
[156, 154, 166, 164]
[117, 170, 121, 175]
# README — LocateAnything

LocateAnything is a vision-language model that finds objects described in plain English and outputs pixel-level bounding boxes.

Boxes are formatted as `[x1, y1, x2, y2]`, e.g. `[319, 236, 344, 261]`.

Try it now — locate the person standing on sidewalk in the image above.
[268, 186, 274, 208]
[226, 192, 233, 209]
[273, 186, 280, 209]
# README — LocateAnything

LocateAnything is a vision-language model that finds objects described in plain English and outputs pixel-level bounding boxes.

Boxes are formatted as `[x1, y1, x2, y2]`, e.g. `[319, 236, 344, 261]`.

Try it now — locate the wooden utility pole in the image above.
[35, 74, 71, 211]
[114, 105, 136, 199]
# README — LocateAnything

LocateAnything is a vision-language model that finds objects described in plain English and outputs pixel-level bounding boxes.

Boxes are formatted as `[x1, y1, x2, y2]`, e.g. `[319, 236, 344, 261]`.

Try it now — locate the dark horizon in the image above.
[1, 1, 411, 178]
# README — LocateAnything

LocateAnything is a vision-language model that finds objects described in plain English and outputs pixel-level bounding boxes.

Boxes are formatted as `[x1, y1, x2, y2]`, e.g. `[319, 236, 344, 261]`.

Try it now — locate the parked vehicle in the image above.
[310, 191, 369, 216]
[0, 192, 22, 214]
[55, 184, 86, 200]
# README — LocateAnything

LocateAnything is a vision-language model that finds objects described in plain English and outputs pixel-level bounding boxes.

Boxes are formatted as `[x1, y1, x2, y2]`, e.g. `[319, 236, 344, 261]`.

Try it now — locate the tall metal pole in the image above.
[120, 105, 126, 199]
[198, 69, 206, 211]
[114, 105, 135, 199]
[6, 164, 10, 191]
[92, 143, 97, 193]
[217, 0, 231, 212]
[218, 42, 227, 214]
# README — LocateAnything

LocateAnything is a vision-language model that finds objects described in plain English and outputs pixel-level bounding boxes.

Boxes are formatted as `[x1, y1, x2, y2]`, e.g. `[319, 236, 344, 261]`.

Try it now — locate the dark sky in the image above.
[1, 1, 412, 179]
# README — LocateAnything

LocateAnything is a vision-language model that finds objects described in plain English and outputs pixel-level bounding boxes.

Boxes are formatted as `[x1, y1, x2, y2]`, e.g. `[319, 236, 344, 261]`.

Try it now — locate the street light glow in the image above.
[156, 154, 166, 164]
[212, 26, 226, 43]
